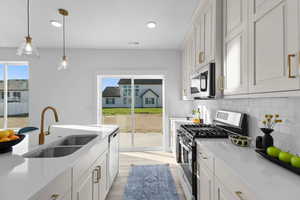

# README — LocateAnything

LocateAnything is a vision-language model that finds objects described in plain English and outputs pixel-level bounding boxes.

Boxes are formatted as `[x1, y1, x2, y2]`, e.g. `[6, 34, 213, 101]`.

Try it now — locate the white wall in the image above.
[194, 98, 300, 154]
[0, 48, 192, 129]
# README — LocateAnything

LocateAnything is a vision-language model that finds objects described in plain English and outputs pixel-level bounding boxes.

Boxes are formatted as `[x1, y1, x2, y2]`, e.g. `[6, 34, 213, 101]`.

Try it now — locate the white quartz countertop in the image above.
[196, 139, 300, 200]
[0, 124, 118, 200]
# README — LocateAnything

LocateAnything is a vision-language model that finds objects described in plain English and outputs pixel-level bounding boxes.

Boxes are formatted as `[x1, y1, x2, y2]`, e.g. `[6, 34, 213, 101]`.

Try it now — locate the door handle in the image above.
[288, 54, 296, 78]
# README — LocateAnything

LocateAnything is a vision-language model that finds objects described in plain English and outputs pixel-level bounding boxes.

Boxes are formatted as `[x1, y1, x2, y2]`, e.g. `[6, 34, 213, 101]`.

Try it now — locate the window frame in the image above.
[0, 61, 29, 129]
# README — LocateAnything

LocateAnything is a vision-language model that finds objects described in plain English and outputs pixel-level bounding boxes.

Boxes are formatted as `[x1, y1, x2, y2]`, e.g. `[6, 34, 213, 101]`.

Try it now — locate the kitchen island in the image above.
[0, 124, 119, 200]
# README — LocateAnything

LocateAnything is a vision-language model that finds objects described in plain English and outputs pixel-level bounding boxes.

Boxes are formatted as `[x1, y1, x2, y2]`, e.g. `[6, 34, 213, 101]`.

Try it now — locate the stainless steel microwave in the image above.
[191, 63, 215, 99]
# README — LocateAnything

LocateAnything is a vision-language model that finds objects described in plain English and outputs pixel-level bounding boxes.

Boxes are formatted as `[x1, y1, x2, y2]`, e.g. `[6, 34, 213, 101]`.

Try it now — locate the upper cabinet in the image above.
[181, 31, 195, 100]
[194, 0, 221, 70]
[223, 0, 249, 95]
[182, 0, 300, 98]
[248, 0, 300, 93]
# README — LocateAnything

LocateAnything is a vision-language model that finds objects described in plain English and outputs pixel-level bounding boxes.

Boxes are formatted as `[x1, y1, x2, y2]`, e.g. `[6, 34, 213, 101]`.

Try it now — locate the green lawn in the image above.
[102, 108, 162, 115]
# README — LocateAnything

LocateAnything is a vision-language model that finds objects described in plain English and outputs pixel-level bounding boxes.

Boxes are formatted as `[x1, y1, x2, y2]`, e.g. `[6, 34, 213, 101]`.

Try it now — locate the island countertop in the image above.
[0, 124, 118, 200]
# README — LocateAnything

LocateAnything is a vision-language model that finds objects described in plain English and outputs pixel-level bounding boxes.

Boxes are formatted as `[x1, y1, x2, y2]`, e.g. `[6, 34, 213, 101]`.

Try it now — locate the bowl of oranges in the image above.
[0, 129, 25, 153]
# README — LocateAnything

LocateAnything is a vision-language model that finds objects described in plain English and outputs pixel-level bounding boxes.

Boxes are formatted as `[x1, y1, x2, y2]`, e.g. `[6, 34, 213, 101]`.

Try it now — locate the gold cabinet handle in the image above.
[199, 52, 205, 64]
[93, 167, 99, 183]
[50, 194, 60, 200]
[235, 191, 246, 200]
[218, 76, 224, 91]
[288, 54, 296, 78]
[97, 165, 101, 181]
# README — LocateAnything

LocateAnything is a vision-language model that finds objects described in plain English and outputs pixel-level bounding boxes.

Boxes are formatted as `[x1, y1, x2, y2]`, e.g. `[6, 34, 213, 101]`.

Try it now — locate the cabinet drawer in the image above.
[197, 145, 214, 172]
[215, 158, 257, 200]
[33, 169, 72, 200]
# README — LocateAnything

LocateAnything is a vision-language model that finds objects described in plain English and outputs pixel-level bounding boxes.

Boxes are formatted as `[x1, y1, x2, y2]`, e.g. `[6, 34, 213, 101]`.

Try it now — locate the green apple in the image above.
[279, 152, 293, 163]
[267, 146, 281, 158]
[291, 156, 300, 168]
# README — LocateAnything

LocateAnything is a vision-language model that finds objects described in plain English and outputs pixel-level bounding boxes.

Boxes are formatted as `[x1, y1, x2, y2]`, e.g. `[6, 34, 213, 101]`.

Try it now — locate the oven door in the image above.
[177, 133, 194, 186]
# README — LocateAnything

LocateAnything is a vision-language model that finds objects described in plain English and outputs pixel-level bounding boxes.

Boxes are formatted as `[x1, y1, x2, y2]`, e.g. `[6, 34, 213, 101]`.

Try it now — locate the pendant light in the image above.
[17, 0, 39, 56]
[58, 9, 69, 70]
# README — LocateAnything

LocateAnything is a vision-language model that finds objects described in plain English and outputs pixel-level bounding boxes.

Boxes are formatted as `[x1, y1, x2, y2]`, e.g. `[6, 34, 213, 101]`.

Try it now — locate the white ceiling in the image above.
[0, 0, 198, 49]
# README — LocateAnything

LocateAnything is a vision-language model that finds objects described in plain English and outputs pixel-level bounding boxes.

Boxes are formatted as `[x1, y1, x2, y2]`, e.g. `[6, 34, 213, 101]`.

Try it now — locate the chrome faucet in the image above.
[39, 106, 59, 145]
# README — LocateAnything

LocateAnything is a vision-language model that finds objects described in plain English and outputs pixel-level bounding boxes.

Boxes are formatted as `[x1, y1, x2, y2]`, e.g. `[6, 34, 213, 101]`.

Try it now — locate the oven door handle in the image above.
[180, 141, 192, 151]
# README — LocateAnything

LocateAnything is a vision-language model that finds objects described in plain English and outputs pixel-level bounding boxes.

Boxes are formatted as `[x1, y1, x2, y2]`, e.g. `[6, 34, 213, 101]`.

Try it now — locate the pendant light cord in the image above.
[27, 0, 30, 37]
[63, 15, 66, 57]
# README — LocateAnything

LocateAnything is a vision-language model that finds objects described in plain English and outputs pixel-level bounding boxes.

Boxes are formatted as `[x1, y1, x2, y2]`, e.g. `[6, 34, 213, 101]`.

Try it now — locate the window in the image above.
[123, 85, 132, 96]
[106, 98, 115, 104]
[145, 97, 155, 104]
[0, 62, 29, 128]
[135, 85, 139, 96]
[123, 97, 127, 104]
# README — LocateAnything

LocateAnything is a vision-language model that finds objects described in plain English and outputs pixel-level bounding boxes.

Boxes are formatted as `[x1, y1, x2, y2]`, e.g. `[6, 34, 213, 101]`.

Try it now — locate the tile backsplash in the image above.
[193, 97, 300, 153]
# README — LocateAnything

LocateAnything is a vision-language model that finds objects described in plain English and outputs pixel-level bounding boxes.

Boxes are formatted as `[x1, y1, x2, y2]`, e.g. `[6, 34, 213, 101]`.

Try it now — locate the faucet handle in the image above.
[45, 125, 51, 135]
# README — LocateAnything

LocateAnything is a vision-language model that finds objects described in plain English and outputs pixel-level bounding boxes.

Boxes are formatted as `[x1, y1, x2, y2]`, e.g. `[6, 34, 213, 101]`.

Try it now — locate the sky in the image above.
[0, 64, 29, 80]
[101, 78, 120, 91]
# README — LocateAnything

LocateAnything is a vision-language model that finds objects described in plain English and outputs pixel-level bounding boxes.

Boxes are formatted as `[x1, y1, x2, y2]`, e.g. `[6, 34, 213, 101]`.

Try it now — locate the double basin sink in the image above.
[23, 134, 98, 158]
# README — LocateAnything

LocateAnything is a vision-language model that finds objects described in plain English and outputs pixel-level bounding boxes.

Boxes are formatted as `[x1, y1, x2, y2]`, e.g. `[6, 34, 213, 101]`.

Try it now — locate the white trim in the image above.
[0, 61, 28, 65]
[3, 64, 8, 129]
[97, 75, 166, 152]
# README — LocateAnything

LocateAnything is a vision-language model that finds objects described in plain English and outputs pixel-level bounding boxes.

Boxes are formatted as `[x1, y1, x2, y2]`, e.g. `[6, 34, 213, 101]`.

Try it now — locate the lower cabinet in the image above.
[214, 179, 239, 200]
[75, 151, 108, 200]
[198, 164, 213, 200]
[197, 144, 256, 200]
[76, 172, 94, 200]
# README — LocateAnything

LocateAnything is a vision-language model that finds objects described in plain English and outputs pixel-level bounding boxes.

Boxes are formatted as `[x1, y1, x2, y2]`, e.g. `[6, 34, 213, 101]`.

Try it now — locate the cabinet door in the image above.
[182, 39, 193, 100]
[249, 0, 300, 93]
[195, 0, 213, 68]
[199, 165, 213, 200]
[93, 152, 109, 200]
[204, 3, 213, 63]
[215, 179, 239, 200]
[223, 0, 248, 95]
[76, 173, 93, 200]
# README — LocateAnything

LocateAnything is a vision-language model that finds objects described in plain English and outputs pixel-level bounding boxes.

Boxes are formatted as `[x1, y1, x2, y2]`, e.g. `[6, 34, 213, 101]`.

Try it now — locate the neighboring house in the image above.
[0, 79, 29, 116]
[102, 79, 162, 108]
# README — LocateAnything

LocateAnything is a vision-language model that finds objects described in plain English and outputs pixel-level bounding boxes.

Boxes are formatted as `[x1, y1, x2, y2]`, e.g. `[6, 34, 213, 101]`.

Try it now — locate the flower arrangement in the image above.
[262, 114, 283, 129]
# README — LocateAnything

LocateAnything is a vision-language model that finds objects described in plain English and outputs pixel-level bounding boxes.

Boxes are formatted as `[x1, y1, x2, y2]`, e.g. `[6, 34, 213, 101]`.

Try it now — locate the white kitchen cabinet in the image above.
[214, 179, 239, 200]
[198, 164, 214, 200]
[76, 172, 93, 200]
[223, 0, 248, 95]
[93, 151, 109, 200]
[248, 0, 300, 93]
[109, 131, 119, 188]
[76, 151, 108, 200]
[182, 32, 194, 100]
[196, 142, 258, 200]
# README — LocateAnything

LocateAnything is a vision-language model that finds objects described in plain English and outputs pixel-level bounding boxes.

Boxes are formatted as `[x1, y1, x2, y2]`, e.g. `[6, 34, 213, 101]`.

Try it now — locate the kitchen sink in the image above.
[55, 134, 98, 146]
[23, 146, 81, 158]
[23, 134, 98, 158]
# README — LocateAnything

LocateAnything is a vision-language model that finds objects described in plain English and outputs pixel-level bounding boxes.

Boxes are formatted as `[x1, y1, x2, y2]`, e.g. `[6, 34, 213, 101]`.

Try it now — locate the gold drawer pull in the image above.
[288, 54, 296, 78]
[50, 194, 60, 200]
[235, 191, 245, 200]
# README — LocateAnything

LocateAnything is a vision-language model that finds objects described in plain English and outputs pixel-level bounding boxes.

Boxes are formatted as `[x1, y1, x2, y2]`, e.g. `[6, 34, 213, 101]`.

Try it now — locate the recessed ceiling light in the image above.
[147, 21, 157, 29]
[128, 42, 140, 45]
[50, 20, 62, 28]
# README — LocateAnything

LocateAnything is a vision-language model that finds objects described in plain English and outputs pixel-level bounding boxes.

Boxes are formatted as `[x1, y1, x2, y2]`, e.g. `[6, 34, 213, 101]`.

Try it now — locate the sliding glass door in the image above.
[99, 76, 164, 151]
[133, 79, 163, 148]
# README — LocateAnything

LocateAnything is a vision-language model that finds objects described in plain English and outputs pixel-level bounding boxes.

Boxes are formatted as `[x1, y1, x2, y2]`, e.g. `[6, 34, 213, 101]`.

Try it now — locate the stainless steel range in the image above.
[176, 110, 248, 199]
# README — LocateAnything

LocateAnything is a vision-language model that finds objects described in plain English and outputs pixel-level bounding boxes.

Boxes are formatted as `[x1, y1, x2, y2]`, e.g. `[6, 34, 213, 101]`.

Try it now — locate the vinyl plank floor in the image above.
[106, 151, 186, 200]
